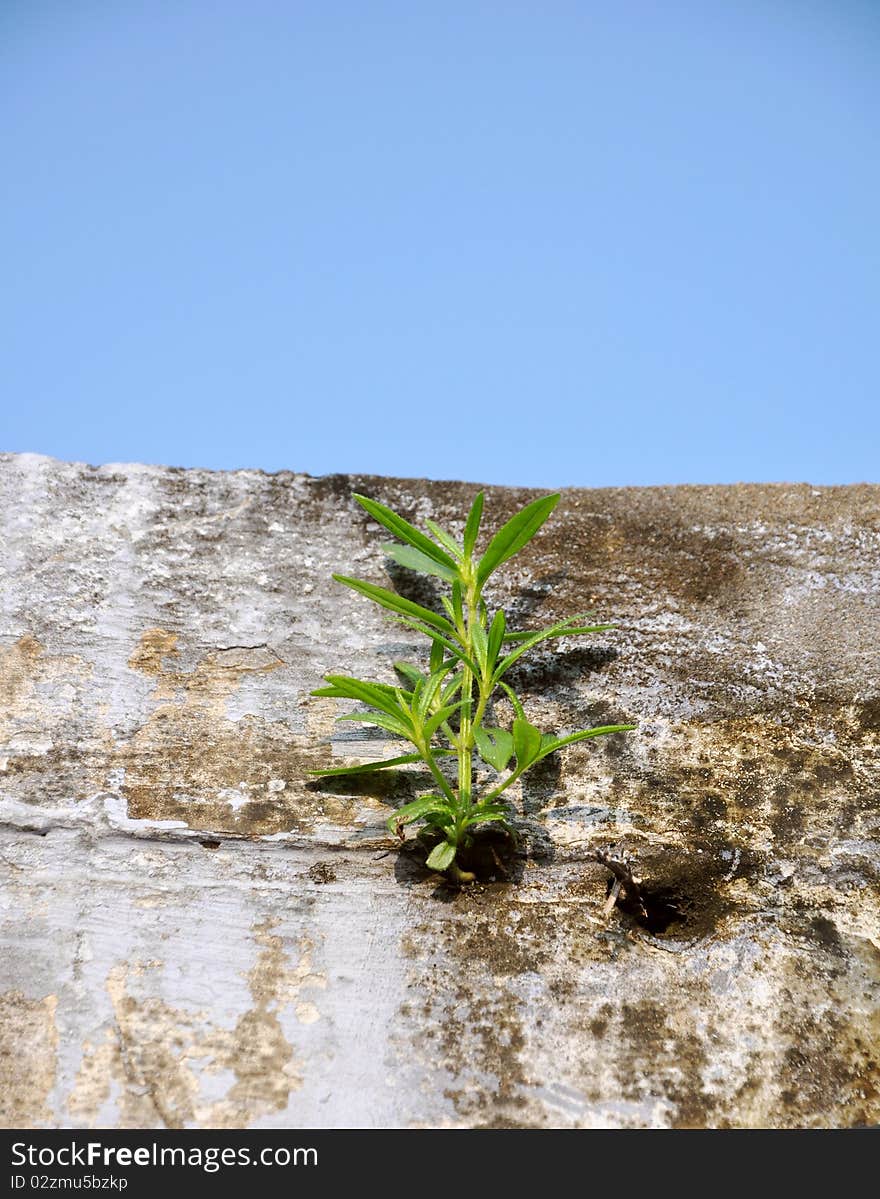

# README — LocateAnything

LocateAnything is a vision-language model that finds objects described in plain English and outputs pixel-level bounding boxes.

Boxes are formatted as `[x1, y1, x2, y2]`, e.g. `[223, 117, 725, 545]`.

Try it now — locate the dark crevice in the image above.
[616, 883, 688, 934]
[213, 643, 270, 651]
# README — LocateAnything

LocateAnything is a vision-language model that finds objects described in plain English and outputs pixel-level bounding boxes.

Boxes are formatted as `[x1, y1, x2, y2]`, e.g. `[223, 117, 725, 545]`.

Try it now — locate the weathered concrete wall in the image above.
[1, 451, 878, 1128]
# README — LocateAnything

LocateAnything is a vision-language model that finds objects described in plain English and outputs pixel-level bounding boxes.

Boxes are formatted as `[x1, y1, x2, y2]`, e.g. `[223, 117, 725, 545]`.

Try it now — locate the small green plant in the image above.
[311, 491, 634, 883]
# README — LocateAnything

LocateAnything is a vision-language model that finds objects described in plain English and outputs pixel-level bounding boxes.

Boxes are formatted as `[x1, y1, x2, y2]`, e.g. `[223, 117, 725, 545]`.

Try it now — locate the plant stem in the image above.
[421, 746, 458, 808]
[482, 765, 525, 805]
[455, 586, 483, 841]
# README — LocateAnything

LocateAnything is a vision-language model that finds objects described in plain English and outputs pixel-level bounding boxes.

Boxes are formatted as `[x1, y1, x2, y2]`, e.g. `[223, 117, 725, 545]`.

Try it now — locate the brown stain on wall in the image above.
[598, 712, 872, 853]
[0, 635, 106, 806]
[0, 628, 357, 834]
[395, 678, 880, 1128]
[68, 920, 325, 1128]
[4, 470, 880, 1128]
[0, 635, 45, 713]
[398, 895, 545, 1126]
[0, 635, 92, 741]
[117, 629, 349, 834]
[213, 920, 325, 1124]
[398, 872, 880, 1128]
[0, 990, 59, 1127]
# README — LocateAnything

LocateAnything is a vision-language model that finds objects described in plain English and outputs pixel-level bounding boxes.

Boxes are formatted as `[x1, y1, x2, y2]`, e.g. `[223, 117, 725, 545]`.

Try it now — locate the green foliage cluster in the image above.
[311, 491, 634, 880]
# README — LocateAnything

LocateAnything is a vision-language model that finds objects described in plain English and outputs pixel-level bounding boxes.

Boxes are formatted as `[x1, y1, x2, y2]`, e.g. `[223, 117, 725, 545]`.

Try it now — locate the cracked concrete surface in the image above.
[0, 452, 878, 1128]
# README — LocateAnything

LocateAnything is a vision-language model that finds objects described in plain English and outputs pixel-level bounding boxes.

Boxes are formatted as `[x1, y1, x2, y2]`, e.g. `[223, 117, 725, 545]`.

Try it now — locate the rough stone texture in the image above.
[1, 451, 878, 1129]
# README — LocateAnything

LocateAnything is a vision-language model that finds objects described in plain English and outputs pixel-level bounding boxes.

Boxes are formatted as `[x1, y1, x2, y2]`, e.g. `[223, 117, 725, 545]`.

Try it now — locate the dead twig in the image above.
[489, 844, 509, 879]
[602, 877, 622, 916]
[590, 846, 648, 919]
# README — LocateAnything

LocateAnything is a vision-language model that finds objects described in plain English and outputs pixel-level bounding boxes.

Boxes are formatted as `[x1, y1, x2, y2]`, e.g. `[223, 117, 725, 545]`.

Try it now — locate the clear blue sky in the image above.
[2, 1, 878, 487]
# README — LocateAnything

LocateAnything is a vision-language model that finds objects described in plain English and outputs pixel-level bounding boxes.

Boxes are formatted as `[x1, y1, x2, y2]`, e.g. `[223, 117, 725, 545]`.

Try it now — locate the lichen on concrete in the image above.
[0, 452, 878, 1127]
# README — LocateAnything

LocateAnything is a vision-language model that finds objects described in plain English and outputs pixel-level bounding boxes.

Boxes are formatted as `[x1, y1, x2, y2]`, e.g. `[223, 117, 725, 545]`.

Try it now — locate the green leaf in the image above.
[487, 609, 506, 670]
[336, 711, 414, 739]
[464, 803, 510, 827]
[426, 841, 456, 871]
[451, 580, 464, 627]
[463, 491, 484, 557]
[386, 794, 451, 833]
[383, 614, 481, 676]
[393, 661, 423, 689]
[425, 520, 463, 560]
[473, 726, 514, 771]
[310, 752, 426, 778]
[423, 699, 467, 739]
[381, 542, 458, 583]
[353, 494, 458, 572]
[498, 681, 525, 719]
[312, 675, 412, 719]
[471, 621, 489, 676]
[423, 808, 454, 830]
[414, 662, 454, 721]
[535, 724, 636, 761]
[558, 625, 614, 636]
[476, 493, 560, 586]
[441, 671, 464, 703]
[513, 716, 543, 768]
[493, 617, 609, 683]
[502, 620, 610, 642]
[334, 574, 455, 635]
[429, 638, 445, 673]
